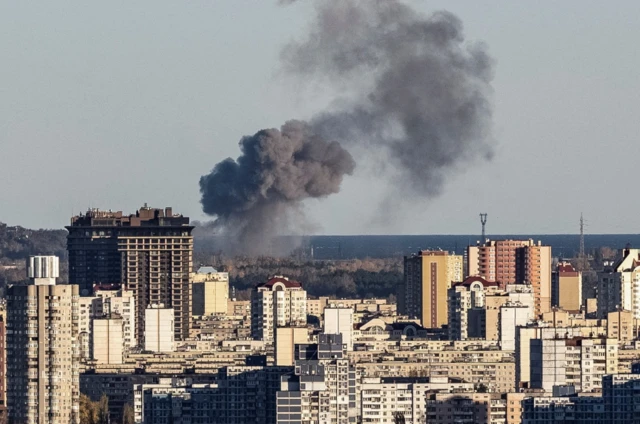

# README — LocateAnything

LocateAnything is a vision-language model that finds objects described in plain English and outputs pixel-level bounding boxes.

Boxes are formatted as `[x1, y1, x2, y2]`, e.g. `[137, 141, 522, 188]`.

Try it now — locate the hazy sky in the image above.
[1, 1, 639, 235]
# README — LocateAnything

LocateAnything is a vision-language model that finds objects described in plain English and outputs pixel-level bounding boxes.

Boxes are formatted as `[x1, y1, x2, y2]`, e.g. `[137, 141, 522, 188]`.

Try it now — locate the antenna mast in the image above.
[579, 213, 585, 271]
[479, 213, 488, 242]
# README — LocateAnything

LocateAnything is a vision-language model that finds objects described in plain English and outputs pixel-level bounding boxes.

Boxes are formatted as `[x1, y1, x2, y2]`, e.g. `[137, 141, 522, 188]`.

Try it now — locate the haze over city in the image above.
[1, 1, 639, 235]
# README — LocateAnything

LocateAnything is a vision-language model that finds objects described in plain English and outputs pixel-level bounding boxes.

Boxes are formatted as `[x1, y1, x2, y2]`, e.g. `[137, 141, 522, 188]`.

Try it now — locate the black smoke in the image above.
[200, 0, 494, 254]
[199, 120, 354, 255]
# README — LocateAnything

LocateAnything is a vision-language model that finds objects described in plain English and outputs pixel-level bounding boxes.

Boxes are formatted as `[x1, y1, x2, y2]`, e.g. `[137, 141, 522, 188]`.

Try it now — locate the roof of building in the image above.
[557, 262, 577, 273]
[452, 276, 498, 288]
[256, 276, 302, 289]
[197, 266, 218, 274]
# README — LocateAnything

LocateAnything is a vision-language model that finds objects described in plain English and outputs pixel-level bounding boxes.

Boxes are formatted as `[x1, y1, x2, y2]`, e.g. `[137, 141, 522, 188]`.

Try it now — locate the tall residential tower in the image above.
[399, 250, 463, 328]
[6, 256, 80, 424]
[66, 205, 194, 343]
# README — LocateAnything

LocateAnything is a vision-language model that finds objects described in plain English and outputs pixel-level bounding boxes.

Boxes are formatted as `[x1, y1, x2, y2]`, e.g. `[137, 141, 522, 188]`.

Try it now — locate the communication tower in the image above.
[479, 213, 488, 242]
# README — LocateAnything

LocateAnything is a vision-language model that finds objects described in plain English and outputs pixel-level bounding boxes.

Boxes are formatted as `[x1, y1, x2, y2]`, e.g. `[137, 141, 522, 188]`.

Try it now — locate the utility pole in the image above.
[479, 213, 488, 242]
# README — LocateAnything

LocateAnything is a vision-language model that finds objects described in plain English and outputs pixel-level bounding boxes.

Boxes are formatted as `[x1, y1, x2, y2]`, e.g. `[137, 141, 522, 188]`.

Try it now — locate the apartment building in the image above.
[324, 305, 354, 350]
[251, 276, 307, 343]
[6, 256, 80, 424]
[67, 206, 193, 343]
[467, 239, 552, 316]
[597, 248, 640, 319]
[552, 261, 582, 311]
[530, 337, 618, 393]
[359, 376, 474, 423]
[276, 334, 357, 424]
[400, 250, 463, 328]
[144, 306, 175, 353]
[522, 374, 640, 424]
[93, 316, 124, 365]
[192, 266, 229, 316]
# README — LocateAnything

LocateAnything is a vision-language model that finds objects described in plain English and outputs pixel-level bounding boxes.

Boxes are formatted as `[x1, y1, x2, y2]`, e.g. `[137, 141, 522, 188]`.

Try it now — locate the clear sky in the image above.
[1, 1, 639, 234]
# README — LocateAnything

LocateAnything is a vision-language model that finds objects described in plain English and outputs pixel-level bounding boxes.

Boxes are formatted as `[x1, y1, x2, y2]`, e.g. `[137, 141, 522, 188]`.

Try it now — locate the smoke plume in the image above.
[199, 120, 355, 255]
[200, 0, 494, 254]
[283, 0, 494, 196]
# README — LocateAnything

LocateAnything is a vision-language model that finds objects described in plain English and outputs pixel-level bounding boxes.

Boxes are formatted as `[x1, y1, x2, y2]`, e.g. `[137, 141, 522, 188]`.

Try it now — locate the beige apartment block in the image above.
[552, 261, 582, 311]
[251, 276, 307, 343]
[275, 326, 308, 366]
[400, 250, 463, 328]
[144, 306, 175, 353]
[7, 256, 80, 424]
[192, 266, 229, 316]
[93, 317, 124, 365]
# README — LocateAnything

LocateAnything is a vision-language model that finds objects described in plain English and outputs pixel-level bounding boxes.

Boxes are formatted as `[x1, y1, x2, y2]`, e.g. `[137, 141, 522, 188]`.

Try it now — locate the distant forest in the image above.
[0, 221, 621, 300]
[0, 222, 402, 299]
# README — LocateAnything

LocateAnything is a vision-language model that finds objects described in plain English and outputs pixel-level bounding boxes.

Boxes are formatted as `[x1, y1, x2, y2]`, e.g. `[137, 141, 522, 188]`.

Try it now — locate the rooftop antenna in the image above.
[479, 213, 488, 242]
[579, 213, 586, 271]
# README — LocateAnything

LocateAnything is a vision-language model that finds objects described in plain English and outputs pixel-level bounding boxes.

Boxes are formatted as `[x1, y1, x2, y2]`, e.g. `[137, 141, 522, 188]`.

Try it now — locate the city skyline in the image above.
[2, 1, 639, 234]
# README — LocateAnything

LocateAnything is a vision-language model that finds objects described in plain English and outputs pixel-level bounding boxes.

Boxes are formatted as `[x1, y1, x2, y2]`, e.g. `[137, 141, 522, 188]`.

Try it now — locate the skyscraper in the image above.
[399, 250, 464, 328]
[6, 256, 80, 424]
[66, 205, 193, 343]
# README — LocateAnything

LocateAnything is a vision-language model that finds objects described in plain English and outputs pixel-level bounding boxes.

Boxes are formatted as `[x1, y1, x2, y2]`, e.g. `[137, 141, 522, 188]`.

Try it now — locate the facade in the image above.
[467, 239, 552, 316]
[597, 248, 640, 319]
[522, 374, 640, 424]
[323, 305, 354, 350]
[359, 376, 474, 423]
[6, 256, 80, 424]
[552, 262, 582, 311]
[251, 277, 307, 343]
[448, 278, 533, 345]
[78, 287, 136, 359]
[275, 326, 309, 366]
[276, 334, 357, 424]
[0, 315, 5, 422]
[530, 337, 618, 393]
[66, 206, 194, 343]
[144, 306, 175, 353]
[93, 316, 124, 364]
[192, 267, 229, 316]
[400, 250, 463, 328]
[448, 276, 499, 340]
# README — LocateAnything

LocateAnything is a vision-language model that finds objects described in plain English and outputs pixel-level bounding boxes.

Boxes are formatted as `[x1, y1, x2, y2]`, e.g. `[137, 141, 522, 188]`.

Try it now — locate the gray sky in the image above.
[1, 1, 638, 234]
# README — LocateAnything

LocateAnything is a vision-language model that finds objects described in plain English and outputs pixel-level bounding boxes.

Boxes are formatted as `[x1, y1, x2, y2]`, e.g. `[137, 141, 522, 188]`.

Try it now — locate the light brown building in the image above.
[400, 250, 463, 328]
[192, 267, 229, 316]
[67, 206, 194, 343]
[275, 326, 308, 366]
[7, 256, 80, 424]
[552, 262, 582, 311]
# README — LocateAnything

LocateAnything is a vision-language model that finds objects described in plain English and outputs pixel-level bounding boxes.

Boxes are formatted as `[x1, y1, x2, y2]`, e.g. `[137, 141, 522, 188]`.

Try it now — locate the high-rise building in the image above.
[400, 250, 464, 328]
[552, 261, 582, 311]
[597, 248, 640, 319]
[191, 266, 229, 316]
[467, 239, 552, 316]
[6, 256, 80, 424]
[251, 276, 307, 343]
[66, 206, 193, 343]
